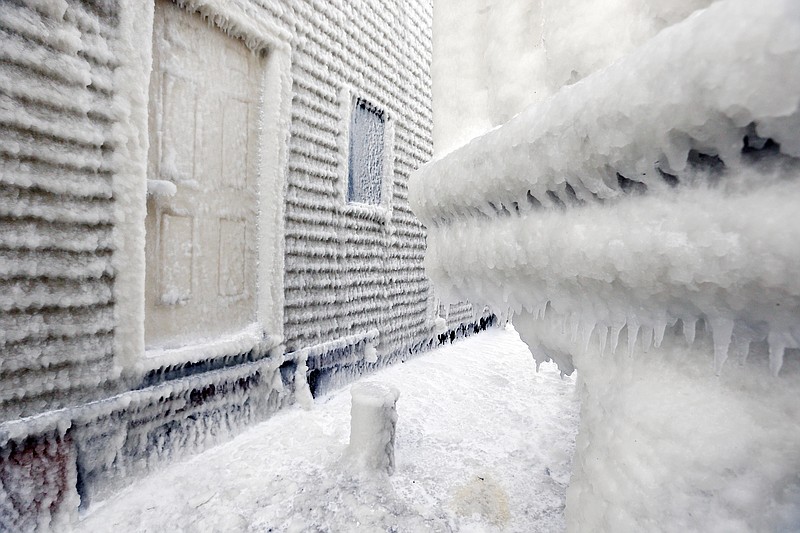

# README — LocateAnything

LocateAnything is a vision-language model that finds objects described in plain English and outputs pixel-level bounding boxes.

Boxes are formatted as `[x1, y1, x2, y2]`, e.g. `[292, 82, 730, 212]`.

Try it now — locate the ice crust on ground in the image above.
[413, 0, 800, 377]
[71, 329, 579, 533]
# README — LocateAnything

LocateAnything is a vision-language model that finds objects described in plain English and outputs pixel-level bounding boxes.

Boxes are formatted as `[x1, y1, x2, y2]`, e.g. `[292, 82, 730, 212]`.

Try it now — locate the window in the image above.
[347, 98, 386, 205]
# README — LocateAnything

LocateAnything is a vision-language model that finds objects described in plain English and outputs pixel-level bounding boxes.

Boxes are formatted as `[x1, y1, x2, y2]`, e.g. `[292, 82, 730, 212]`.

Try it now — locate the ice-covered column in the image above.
[346, 382, 400, 475]
[413, 0, 800, 529]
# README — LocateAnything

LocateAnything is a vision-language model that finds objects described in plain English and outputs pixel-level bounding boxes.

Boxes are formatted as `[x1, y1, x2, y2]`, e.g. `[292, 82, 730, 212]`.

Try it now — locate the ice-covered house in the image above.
[414, 0, 800, 530]
[0, 0, 493, 529]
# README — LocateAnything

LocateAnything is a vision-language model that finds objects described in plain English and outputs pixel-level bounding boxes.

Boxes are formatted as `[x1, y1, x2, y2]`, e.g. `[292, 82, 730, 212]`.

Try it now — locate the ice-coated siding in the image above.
[277, 0, 438, 356]
[0, 0, 124, 419]
[0, 1, 492, 527]
[0, 0, 447, 419]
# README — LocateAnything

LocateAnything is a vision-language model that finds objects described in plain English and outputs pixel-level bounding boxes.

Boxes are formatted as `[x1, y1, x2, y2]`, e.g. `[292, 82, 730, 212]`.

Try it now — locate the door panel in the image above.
[160, 74, 196, 182]
[218, 218, 247, 297]
[145, 0, 264, 349]
[222, 97, 249, 190]
[158, 213, 193, 305]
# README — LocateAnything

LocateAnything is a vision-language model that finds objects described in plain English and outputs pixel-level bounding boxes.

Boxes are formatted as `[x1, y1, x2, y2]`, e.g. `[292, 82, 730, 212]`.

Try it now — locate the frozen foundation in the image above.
[346, 382, 400, 475]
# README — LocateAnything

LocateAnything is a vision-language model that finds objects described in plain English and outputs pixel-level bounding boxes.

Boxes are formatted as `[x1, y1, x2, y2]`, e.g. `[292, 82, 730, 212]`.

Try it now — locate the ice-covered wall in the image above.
[0, 0, 487, 421]
[0, 0, 129, 419]
[0, 348, 294, 531]
[0, 0, 495, 529]
[276, 0, 452, 358]
[414, 0, 800, 529]
[211, 0, 489, 377]
[432, 0, 714, 155]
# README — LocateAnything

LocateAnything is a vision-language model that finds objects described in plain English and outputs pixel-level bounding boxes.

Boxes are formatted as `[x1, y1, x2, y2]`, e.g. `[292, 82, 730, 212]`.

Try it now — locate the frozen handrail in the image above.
[410, 0, 800, 228]
[410, 0, 800, 376]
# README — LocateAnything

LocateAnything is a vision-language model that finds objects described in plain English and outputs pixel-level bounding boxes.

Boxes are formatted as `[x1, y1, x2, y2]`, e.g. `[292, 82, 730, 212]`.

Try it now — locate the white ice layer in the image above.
[431, 0, 715, 154]
[514, 312, 800, 531]
[345, 381, 400, 475]
[415, 0, 800, 528]
[412, 0, 800, 377]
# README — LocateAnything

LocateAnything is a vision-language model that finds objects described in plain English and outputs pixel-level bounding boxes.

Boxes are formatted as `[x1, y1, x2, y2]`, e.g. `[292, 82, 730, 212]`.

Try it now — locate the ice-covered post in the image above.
[346, 382, 400, 475]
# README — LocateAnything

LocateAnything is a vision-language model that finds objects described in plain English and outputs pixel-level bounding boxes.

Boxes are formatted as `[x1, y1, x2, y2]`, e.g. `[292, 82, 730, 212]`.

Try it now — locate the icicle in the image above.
[627, 317, 640, 357]
[641, 327, 653, 353]
[653, 318, 667, 348]
[531, 343, 546, 372]
[610, 321, 624, 355]
[561, 313, 568, 335]
[767, 331, 786, 377]
[730, 321, 756, 365]
[709, 317, 734, 375]
[570, 312, 580, 342]
[582, 321, 595, 354]
[598, 326, 608, 356]
[683, 318, 697, 345]
[730, 335, 751, 365]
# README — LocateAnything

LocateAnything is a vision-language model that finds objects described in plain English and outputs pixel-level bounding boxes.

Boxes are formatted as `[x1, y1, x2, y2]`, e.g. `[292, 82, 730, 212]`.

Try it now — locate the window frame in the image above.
[337, 88, 395, 221]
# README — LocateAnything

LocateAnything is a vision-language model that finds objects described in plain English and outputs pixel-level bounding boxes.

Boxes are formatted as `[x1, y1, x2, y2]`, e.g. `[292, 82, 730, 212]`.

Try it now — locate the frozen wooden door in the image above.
[145, 0, 263, 349]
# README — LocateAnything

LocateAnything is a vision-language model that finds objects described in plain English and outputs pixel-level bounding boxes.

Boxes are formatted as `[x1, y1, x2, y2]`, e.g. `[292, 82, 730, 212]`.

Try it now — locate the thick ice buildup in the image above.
[413, 0, 800, 529]
[418, 0, 800, 228]
[432, 0, 715, 154]
[515, 313, 800, 532]
[413, 0, 800, 377]
[346, 382, 400, 475]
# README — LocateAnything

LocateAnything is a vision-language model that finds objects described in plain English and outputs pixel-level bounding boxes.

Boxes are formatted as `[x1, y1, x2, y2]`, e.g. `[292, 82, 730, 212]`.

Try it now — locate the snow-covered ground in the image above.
[72, 327, 579, 533]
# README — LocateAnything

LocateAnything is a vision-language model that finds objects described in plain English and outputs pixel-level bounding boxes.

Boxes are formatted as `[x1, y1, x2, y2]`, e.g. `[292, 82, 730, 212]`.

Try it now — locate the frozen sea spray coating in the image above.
[411, 0, 800, 376]
[0, 0, 132, 421]
[415, 0, 800, 222]
[414, 1, 800, 529]
[346, 382, 400, 475]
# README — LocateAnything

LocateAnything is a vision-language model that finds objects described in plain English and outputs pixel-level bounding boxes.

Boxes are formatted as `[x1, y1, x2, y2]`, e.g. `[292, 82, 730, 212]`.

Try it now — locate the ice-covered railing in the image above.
[410, 0, 800, 376]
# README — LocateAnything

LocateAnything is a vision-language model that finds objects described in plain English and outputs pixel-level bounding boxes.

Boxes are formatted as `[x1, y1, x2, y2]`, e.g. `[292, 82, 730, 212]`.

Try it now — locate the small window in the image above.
[347, 98, 385, 205]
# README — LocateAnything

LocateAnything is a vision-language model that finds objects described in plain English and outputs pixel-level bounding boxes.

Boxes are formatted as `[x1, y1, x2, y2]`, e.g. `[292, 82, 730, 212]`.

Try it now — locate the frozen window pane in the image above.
[348, 99, 385, 205]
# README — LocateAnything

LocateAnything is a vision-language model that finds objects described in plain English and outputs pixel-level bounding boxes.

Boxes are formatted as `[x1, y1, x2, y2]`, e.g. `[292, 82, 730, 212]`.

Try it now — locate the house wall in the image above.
[277, 0, 440, 357]
[0, 0, 129, 419]
[0, 0, 456, 417]
[0, 0, 491, 528]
